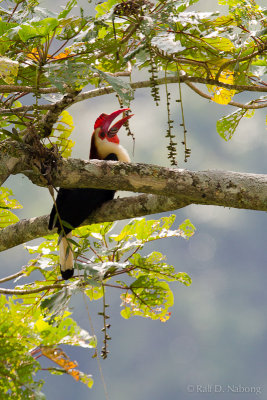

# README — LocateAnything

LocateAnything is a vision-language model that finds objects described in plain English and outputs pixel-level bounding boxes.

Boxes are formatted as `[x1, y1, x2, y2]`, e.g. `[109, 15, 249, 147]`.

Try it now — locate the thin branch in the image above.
[39, 90, 81, 138]
[0, 270, 25, 283]
[0, 283, 67, 295]
[185, 81, 267, 109]
[0, 85, 59, 94]
[0, 194, 190, 252]
[215, 40, 267, 81]
[0, 104, 54, 115]
[1, 75, 267, 115]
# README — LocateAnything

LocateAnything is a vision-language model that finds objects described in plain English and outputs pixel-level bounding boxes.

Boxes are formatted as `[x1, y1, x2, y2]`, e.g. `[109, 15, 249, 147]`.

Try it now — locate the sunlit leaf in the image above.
[0, 296, 43, 397]
[217, 108, 247, 140]
[95, 0, 118, 17]
[0, 57, 19, 84]
[151, 33, 185, 54]
[203, 36, 235, 52]
[0, 187, 22, 228]
[212, 15, 235, 26]
[41, 346, 93, 386]
[11, 18, 59, 42]
[90, 66, 134, 106]
[46, 110, 74, 157]
[58, 0, 78, 19]
[208, 70, 236, 105]
[121, 277, 174, 321]
[179, 219, 196, 239]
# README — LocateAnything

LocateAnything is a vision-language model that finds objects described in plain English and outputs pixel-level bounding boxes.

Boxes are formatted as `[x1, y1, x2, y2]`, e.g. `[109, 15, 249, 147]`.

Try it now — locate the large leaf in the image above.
[0, 21, 18, 53]
[203, 36, 235, 52]
[90, 66, 134, 106]
[9, 18, 59, 42]
[217, 108, 247, 140]
[151, 33, 185, 54]
[46, 110, 75, 157]
[0, 56, 19, 84]
[208, 69, 236, 105]
[0, 187, 22, 229]
[58, 0, 78, 19]
[45, 60, 94, 91]
[121, 277, 174, 321]
[95, 0, 119, 18]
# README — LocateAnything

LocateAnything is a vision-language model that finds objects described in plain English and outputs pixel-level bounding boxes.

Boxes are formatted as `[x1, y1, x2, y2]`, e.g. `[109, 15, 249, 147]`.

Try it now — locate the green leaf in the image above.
[85, 285, 104, 301]
[151, 33, 185, 54]
[11, 18, 59, 42]
[112, 215, 195, 244]
[0, 56, 19, 84]
[79, 371, 94, 388]
[45, 60, 93, 91]
[0, 187, 22, 228]
[0, 21, 18, 53]
[121, 276, 174, 321]
[0, 296, 43, 398]
[34, 312, 96, 348]
[179, 219, 196, 239]
[58, 0, 77, 19]
[129, 251, 191, 285]
[203, 36, 235, 51]
[90, 66, 134, 106]
[45, 110, 74, 157]
[95, 0, 119, 17]
[41, 286, 79, 323]
[217, 108, 247, 140]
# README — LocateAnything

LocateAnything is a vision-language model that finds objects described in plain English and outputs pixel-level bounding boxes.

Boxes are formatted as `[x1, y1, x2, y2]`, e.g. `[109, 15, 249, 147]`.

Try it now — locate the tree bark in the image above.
[0, 194, 190, 252]
[0, 139, 266, 253]
[25, 157, 267, 211]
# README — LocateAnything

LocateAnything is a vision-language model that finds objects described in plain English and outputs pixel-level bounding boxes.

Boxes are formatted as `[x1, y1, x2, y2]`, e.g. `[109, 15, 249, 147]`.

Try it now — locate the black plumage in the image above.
[49, 153, 118, 234]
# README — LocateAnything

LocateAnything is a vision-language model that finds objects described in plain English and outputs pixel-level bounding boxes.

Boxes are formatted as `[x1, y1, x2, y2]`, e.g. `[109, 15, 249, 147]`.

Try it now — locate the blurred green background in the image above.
[1, 0, 267, 399]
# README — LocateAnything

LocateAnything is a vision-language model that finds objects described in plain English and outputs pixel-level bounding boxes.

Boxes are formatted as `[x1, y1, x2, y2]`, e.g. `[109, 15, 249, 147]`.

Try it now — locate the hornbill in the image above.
[49, 108, 133, 280]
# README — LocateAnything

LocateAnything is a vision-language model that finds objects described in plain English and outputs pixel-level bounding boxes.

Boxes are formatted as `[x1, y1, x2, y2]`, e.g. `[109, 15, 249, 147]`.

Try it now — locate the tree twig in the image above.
[0, 283, 67, 295]
[1, 76, 266, 115]
[185, 81, 267, 109]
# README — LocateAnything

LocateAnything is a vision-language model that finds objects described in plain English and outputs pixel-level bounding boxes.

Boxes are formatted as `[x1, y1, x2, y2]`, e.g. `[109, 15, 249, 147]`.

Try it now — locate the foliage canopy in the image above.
[0, 0, 266, 397]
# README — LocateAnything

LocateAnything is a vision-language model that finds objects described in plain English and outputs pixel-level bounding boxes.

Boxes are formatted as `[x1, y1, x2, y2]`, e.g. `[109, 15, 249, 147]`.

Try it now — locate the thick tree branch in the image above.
[0, 140, 29, 185]
[23, 158, 266, 211]
[1, 140, 266, 212]
[0, 140, 266, 252]
[0, 194, 190, 252]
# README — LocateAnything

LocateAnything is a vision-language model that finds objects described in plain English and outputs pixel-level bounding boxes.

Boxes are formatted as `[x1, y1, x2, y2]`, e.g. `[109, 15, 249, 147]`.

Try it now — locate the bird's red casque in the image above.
[94, 108, 133, 143]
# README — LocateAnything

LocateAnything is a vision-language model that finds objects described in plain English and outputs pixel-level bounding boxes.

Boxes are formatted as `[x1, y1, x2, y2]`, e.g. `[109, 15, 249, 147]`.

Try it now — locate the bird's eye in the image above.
[99, 131, 105, 139]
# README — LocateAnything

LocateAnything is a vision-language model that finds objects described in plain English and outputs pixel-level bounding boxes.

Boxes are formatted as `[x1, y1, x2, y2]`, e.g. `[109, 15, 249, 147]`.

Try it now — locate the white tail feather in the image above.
[59, 233, 73, 272]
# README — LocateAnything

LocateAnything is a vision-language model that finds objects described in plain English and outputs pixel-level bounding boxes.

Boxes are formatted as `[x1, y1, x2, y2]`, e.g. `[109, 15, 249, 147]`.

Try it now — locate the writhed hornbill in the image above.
[49, 108, 133, 280]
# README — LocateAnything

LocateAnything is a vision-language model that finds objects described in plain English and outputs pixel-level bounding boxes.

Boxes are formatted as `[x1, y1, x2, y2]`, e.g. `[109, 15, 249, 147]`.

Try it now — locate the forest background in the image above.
[0, 0, 266, 399]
